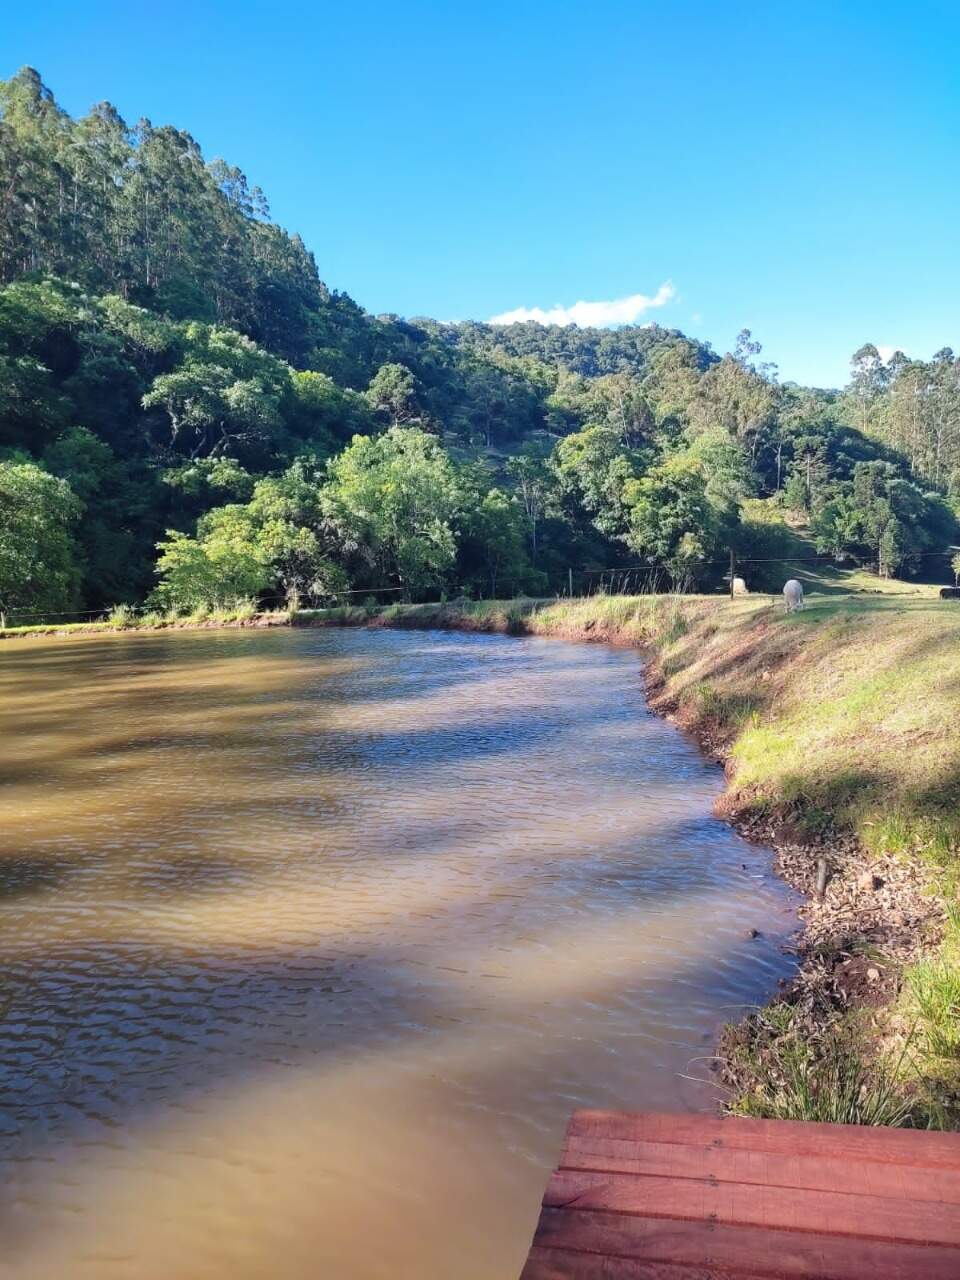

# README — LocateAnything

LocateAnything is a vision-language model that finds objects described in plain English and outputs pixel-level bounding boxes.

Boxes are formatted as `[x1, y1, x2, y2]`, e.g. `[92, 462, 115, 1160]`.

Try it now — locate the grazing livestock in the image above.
[731, 576, 749, 596]
[783, 579, 805, 612]
[941, 586, 960, 600]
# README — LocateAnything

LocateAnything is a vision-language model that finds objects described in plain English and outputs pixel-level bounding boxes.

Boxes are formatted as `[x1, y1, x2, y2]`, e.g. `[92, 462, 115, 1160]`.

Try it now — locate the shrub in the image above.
[104, 603, 137, 627]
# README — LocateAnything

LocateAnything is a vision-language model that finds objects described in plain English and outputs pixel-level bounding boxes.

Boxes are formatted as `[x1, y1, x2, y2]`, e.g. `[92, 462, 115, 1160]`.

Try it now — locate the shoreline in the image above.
[5, 594, 956, 1125]
[371, 600, 951, 1123]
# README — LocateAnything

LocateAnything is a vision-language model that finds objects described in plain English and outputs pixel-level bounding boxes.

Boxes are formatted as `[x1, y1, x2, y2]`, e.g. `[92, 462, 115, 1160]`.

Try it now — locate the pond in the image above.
[0, 626, 796, 1279]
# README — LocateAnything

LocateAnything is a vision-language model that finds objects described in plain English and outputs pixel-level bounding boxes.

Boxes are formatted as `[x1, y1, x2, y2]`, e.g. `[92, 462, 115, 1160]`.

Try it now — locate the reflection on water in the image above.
[0, 627, 797, 1279]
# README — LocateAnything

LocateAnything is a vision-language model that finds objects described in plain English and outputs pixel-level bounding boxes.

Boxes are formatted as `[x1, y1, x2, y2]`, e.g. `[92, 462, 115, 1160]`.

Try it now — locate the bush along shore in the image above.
[5, 587, 959, 1126]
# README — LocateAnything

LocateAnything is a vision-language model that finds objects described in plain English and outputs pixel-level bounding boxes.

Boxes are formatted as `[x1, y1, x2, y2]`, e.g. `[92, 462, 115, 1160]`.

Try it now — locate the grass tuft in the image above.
[104, 603, 137, 627]
[723, 1006, 923, 1127]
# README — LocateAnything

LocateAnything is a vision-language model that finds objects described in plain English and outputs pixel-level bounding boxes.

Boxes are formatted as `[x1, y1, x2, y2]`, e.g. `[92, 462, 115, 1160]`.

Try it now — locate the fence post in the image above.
[729, 548, 736, 600]
[568, 567, 573, 599]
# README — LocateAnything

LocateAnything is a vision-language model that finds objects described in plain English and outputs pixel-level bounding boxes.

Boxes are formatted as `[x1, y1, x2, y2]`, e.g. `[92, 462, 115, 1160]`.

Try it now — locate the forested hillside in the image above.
[1, 67, 957, 619]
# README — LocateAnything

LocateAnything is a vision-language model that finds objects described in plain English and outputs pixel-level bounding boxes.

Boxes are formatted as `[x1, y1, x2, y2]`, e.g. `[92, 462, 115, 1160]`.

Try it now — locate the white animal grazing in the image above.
[783, 579, 805, 613]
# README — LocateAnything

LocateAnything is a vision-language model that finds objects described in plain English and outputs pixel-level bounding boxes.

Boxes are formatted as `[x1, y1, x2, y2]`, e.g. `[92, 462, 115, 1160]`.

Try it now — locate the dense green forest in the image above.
[1, 67, 958, 619]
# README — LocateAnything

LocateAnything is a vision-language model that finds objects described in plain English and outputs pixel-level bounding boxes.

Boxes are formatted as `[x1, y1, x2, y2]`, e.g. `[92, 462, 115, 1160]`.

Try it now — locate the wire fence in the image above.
[3, 549, 958, 627]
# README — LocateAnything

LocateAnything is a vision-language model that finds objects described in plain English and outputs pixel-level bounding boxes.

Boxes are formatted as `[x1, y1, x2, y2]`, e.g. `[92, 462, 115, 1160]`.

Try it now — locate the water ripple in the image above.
[0, 627, 798, 1279]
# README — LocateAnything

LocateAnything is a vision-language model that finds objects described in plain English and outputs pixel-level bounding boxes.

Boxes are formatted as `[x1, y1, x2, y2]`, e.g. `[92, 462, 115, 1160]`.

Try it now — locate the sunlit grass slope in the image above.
[656, 591, 960, 857]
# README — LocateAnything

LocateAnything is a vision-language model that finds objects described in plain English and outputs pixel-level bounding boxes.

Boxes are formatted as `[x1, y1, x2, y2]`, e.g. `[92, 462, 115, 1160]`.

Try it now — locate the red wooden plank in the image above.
[568, 1110, 960, 1170]
[525, 1206, 960, 1279]
[560, 1134, 960, 1204]
[541, 1168, 958, 1247]
[522, 1244, 764, 1278]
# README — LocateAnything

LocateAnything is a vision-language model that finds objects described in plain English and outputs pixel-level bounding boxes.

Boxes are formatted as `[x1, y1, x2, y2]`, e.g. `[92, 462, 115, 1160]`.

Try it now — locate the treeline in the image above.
[1, 68, 957, 619]
[847, 344, 960, 494]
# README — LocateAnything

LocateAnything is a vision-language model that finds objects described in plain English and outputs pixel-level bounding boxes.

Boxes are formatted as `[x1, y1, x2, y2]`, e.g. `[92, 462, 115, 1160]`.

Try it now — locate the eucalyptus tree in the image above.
[847, 343, 889, 436]
[506, 448, 552, 560]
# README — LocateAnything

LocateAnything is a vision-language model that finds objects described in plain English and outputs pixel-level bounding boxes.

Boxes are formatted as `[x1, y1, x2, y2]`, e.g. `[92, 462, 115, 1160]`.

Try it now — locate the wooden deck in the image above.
[520, 1109, 960, 1279]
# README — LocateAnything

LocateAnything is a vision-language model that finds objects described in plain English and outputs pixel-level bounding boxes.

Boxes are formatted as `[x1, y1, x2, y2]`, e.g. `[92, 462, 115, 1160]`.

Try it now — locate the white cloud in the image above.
[875, 344, 898, 363]
[489, 282, 676, 328]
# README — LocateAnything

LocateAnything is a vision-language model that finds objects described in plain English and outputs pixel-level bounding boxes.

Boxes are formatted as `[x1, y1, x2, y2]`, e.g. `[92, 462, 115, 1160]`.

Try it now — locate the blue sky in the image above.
[4, 0, 959, 386]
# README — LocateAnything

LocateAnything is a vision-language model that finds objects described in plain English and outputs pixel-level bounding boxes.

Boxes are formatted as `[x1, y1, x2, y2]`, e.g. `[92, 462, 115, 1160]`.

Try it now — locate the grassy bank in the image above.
[0, 601, 286, 638]
[637, 588, 960, 1127]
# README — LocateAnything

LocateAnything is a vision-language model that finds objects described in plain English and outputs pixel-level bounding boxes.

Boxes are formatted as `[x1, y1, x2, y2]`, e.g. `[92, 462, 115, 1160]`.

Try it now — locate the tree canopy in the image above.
[1, 68, 957, 618]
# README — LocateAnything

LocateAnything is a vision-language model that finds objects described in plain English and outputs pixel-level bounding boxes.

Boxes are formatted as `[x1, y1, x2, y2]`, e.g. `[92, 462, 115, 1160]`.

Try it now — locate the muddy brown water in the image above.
[0, 626, 797, 1279]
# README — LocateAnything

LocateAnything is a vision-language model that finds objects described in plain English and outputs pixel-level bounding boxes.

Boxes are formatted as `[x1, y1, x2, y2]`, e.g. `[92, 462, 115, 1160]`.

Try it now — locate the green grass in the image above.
[722, 1004, 922, 1127]
[2, 619, 115, 636]
[1, 600, 278, 638]
[900, 905, 960, 1111]
[909, 953, 960, 1061]
[292, 604, 379, 626]
[105, 603, 137, 627]
[649, 590, 960, 856]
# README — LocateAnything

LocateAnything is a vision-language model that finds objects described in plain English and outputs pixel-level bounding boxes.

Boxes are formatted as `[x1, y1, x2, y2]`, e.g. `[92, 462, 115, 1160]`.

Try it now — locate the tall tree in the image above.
[321, 427, 462, 595]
